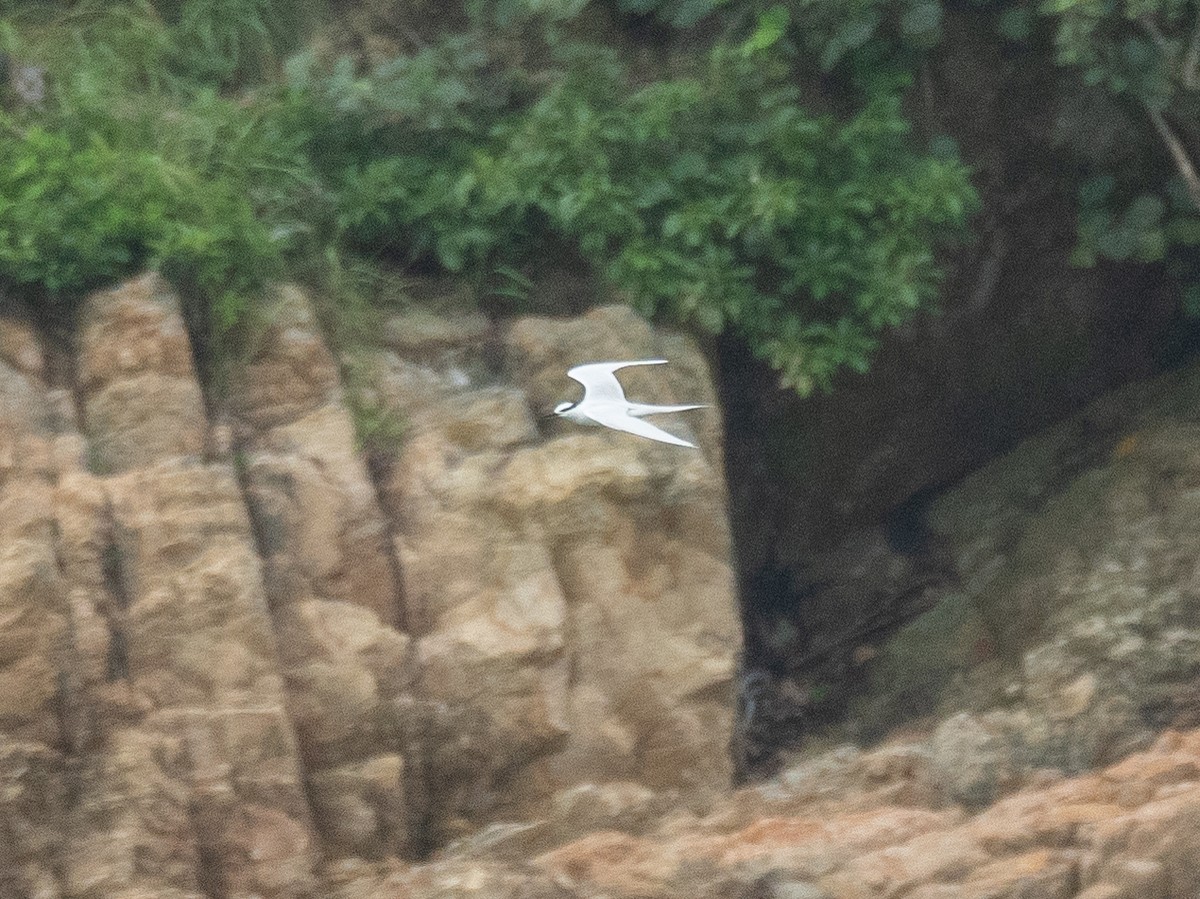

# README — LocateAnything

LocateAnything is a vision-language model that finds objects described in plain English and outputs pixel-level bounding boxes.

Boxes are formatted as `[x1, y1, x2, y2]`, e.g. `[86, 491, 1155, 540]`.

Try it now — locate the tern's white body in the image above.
[552, 360, 706, 448]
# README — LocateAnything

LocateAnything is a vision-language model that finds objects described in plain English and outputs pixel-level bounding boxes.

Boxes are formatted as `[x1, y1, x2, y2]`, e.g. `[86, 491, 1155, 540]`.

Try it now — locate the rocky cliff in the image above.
[5, 272, 1200, 898]
[0, 272, 737, 895]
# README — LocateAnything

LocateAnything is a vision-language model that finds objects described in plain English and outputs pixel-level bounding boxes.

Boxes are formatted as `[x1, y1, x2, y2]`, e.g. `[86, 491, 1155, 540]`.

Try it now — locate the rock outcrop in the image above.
[819, 360, 1200, 799]
[326, 725, 1200, 899]
[0, 273, 740, 893]
[10, 269, 1200, 898]
[722, 7, 1178, 693]
[369, 301, 737, 841]
[65, 274, 320, 897]
[228, 285, 414, 860]
[734, 345, 1200, 789]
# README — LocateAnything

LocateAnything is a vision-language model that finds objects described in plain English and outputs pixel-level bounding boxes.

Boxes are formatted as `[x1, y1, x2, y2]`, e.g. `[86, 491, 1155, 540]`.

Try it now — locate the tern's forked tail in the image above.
[627, 403, 709, 418]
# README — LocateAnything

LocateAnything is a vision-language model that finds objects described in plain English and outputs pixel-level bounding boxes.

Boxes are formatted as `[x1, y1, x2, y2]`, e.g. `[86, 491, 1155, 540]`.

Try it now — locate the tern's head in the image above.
[553, 401, 575, 416]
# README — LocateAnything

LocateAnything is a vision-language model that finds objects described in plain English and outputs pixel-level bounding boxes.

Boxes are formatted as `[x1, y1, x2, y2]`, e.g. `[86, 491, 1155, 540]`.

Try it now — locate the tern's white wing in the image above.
[567, 360, 668, 404]
[583, 404, 696, 448]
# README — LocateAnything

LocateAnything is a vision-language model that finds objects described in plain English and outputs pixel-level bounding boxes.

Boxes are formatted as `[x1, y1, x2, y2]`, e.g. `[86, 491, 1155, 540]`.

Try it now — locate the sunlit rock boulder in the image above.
[370, 300, 738, 842]
[77, 273, 207, 473]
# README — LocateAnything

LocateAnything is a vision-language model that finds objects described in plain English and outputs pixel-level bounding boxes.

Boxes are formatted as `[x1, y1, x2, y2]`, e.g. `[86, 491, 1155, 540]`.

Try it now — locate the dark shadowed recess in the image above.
[718, 6, 1187, 782]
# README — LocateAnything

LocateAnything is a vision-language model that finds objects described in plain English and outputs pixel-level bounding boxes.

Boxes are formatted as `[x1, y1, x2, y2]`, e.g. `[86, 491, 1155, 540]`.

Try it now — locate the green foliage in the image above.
[1072, 175, 1174, 265]
[277, 38, 505, 269]
[614, 0, 729, 28]
[1036, 0, 1200, 309]
[786, 0, 944, 72]
[0, 118, 280, 304]
[302, 38, 973, 391]
[346, 368, 409, 460]
[154, 0, 325, 86]
[0, 126, 158, 291]
[311, 255, 410, 455]
[466, 0, 588, 25]
[1041, 0, 1184, 107]
[0, 0, 310, 379]
[741, 4, 790, 55]
[0, 0, 975, 394]
[6, 0, 322, 88]
[488, 265, 536, 312]
[485, 46, 973, 389]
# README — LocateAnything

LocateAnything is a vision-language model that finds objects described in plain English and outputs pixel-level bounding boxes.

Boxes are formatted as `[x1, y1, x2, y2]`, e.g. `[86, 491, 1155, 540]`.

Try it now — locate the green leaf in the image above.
[1079, 175, 1115, 208]
[1123, 194, 1165, 232]
[839, 17, 879, 51]
[741, 5, 789, 56]
[1136, 228, 1165, 262]
[997, 8, 1032, 41]
[1184, 284, 1200, 319]
[901, 2, 942, 35]
[1095, 226, 1137, 260]
[1167, 217, 1200, 245]
[672, 0, 725, 27]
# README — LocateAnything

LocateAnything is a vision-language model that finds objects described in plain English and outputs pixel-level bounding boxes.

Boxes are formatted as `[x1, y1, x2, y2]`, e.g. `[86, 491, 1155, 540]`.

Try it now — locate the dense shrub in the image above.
[283, 33, 975, 391]
[1030, 0, 1200, 277]
[0, 119, 277, 306]
[0, 4, 312, 329]
[0, 0, 977, 392]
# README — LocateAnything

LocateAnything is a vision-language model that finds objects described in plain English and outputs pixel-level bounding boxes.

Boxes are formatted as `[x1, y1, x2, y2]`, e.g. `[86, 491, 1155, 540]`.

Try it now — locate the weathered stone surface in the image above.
[64, 726, 204, 897]
[372, 303, 737, 842]
[0, 324, 73, 898]
[60, 278, 321, 896]
[326, 856, 578, 899]
[816, 360, 1200, 804]
[476, 728, 1200, 899]
[227, 286, 342, 432]
[501, 308, 735, 798]
[28, 271, 1200, 899]
[231, 284, 400, 625]
[0, 737, 66, 899]
[0, 305, 45, 380]
[0, 281, 742, 884]
[229, 284, 413, 861]
[0, 470, 67, 745]
[63, 462, 320, 898]
[77, 273, 206, 473]
[508, 304, 723, 460]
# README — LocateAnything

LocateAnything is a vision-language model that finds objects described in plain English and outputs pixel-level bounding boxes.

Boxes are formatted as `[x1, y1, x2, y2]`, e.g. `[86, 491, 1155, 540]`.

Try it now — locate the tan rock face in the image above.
[503, 308, 734, 798]
[77, 273, 207, 473]
[228, 284, 413, 861]
[231, 285, 400, 626]
[310, 724, 1200, 898]
[61, 277, 319, 897]
[506, 728, 1200, 899]
[372, 302, 737, 842]
[0, 278, 742, 886]
[0, 332, 73, 897]
[15, 271, 1200, 899]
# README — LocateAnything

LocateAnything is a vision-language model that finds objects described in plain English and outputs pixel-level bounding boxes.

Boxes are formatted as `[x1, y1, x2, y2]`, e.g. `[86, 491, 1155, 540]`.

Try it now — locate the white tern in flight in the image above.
[552, 360, 706, 448]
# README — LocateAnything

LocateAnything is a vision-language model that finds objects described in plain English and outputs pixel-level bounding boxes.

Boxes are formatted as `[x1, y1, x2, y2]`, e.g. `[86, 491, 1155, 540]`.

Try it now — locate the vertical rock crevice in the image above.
[59, 272, 319, 898]
[358, 295, 739, 850]
[216, 284, 418, 863]
[0, 298, 76, 898]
